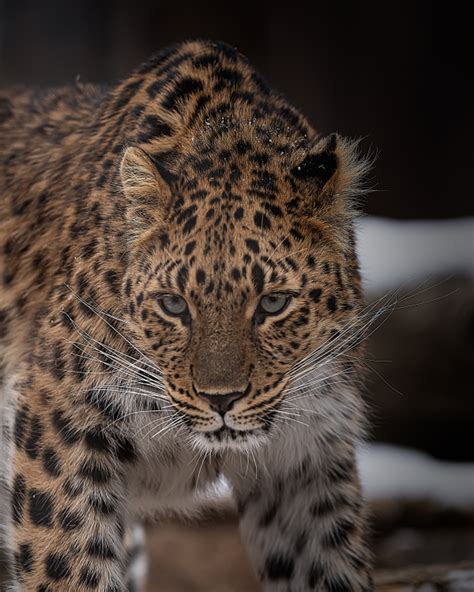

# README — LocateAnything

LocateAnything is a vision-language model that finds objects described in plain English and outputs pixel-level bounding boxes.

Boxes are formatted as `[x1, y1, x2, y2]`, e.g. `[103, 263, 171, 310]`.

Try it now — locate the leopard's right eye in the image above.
[255, 293, 293, 319]
[159, 294, 188, 316]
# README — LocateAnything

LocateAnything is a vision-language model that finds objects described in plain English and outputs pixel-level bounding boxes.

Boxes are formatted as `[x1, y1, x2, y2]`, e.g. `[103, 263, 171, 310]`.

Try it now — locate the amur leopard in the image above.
[0, 40, 373, 591]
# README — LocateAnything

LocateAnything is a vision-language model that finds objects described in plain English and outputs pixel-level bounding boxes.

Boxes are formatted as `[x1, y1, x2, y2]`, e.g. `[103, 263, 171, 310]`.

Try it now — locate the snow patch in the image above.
[358, 443, 474, 508]
[355, 217, 474, 292]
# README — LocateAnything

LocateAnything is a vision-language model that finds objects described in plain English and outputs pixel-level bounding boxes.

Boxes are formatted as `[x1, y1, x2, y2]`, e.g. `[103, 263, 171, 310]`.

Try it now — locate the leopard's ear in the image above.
[291, 133, 370, 213]
[120, 146, 173, 239]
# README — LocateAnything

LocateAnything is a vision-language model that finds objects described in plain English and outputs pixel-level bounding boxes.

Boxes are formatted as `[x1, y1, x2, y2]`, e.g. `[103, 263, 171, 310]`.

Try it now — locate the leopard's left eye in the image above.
[159, 294, 188, 316]
[259, 293, 292, 315]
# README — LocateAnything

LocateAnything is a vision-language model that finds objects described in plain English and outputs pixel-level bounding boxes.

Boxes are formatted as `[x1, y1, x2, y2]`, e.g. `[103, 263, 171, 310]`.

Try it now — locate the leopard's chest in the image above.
[125, 427, 223, 517]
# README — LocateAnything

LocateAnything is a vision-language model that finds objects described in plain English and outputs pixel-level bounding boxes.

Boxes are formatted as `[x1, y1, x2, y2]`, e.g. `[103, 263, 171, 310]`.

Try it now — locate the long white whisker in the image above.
[64, 323, 165, 386]
[64, 284, 165, 377]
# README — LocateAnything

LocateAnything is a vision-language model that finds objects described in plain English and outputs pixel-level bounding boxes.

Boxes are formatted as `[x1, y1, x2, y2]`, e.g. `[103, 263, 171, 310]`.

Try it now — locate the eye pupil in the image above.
[160, 295, 188, 316]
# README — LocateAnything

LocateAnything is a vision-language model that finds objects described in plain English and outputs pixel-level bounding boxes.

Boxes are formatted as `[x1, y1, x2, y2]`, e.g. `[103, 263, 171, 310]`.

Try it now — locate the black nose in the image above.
[196, 391, 245, 414]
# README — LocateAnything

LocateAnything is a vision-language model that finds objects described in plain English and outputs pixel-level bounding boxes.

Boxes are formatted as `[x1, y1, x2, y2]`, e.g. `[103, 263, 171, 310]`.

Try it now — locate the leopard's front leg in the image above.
[227, 441, 373, 592]
[9, 384, 135, 592]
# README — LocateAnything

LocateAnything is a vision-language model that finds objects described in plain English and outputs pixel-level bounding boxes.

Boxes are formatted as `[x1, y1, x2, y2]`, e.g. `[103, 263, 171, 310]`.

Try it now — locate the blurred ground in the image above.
[145, 516, 259, 592]
[145, 500, 474, 592]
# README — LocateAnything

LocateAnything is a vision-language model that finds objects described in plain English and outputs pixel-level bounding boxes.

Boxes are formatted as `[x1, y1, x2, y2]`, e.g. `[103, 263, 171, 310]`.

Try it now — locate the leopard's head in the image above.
[120, 130, 368, 450]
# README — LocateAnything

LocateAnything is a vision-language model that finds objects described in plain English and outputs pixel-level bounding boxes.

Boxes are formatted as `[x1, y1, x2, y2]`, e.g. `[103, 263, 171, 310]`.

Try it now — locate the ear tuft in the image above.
[334, 135, 374, 202]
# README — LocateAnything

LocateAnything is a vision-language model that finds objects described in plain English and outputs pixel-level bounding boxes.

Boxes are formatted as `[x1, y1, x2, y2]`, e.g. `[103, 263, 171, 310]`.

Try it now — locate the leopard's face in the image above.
[120, 135, 363, 450]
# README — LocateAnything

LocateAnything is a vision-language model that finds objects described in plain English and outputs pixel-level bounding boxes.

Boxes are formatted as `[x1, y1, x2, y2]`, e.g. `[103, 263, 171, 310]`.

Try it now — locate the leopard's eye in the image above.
[159, 294, 188, 316]
[259, 293, 292, 315]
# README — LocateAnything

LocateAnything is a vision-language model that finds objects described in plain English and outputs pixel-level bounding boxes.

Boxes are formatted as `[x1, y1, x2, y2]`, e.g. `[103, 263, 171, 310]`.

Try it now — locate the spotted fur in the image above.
[0, 40, 373, 591]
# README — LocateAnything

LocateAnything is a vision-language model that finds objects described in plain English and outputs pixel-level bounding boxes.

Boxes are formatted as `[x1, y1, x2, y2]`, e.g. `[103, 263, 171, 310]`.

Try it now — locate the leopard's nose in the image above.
[196, 390, 245, 414]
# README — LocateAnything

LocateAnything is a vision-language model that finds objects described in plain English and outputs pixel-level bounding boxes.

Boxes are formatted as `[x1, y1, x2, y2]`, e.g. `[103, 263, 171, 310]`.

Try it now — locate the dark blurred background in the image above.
[1, 2, 473, 588]
[0, 0, 473, 219]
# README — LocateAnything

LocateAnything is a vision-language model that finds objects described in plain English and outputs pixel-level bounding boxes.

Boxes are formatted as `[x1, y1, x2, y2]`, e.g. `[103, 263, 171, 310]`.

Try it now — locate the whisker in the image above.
[64, 330, 166, 392]
[64, 284, 165, 379]
[194, 448, 210, 486]
[150, 416, 185, 441]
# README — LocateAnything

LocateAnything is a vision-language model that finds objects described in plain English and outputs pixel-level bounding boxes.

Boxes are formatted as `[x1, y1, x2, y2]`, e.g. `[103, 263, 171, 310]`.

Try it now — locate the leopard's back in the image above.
[0, 84, 107, 373]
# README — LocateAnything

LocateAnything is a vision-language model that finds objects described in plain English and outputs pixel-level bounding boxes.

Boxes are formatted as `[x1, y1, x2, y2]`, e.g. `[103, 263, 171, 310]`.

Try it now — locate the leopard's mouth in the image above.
[193, 425, 270, 451]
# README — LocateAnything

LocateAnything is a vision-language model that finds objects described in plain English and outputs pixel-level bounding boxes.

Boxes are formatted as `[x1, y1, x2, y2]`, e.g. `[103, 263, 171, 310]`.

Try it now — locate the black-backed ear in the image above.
[291, 133, 369, 213]
[291, 133, 338, 188]
[120, 146, 173, 243]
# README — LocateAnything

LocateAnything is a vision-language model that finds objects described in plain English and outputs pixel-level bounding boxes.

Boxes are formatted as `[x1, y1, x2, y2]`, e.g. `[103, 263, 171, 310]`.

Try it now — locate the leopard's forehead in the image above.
[168, 162, 304, 251]
[146, 156, 316, 307]
[146, 203, 308, 312]
[154, 125, 318, 263]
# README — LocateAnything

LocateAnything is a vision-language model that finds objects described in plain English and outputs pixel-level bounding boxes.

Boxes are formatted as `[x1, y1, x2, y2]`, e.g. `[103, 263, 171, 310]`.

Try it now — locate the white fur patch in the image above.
[0, 373, 19, 591]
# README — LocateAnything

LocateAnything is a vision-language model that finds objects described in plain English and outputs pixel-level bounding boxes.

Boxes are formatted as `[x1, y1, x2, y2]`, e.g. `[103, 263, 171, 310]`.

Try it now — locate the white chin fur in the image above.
[190, 429, 267, 453]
